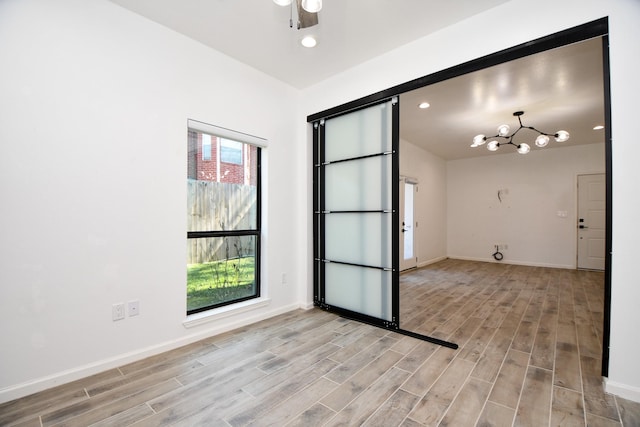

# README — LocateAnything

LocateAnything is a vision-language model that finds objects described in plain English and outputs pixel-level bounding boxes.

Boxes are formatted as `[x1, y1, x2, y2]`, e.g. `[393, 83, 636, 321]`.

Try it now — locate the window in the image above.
[187, 120, 262, 315]
[220, 138, 243, 165]
[202, 134, 212, 161]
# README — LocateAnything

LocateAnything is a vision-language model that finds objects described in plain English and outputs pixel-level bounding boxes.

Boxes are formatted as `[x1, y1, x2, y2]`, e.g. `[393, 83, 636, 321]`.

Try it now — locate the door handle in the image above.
[579, 225, 588, 229]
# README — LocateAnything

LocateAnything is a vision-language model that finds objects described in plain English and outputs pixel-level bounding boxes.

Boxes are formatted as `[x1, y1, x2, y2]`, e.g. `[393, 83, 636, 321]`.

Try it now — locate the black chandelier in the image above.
[471, 111, 570, 154]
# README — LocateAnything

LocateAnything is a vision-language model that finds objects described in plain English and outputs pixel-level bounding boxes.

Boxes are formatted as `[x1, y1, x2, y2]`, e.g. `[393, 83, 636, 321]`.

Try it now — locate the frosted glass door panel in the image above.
[325, 214, 391, 267]
[325, 156, 392, 211]
[324, 103, 392, 162]
[316, 98, 397, 327]
[325, 263, 392, 321]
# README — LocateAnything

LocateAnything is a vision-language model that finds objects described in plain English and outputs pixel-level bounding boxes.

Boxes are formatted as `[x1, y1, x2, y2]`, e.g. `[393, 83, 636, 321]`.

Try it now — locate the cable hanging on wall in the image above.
[492, 245, 504, 261]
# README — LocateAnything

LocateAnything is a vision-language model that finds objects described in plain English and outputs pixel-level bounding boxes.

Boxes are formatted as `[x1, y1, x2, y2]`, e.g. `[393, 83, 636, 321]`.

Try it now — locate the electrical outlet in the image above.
[281, 273, 287, 285]
[112, 303, 125, 321]
[128, 300, 140, 317]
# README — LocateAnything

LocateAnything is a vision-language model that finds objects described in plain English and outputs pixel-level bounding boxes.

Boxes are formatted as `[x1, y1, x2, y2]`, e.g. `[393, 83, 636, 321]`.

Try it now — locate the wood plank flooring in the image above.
[2, 259, 640, 426]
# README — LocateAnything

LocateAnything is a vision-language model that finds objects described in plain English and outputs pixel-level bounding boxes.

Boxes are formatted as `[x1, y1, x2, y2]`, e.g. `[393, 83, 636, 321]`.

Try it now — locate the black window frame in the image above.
[187, 130, 261, 315]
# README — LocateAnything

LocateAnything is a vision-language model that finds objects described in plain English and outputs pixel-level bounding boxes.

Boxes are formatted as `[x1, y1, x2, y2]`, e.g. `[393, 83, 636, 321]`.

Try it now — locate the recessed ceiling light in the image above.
[418, 102, 430, 109]
[593, 125, 604, 130]
[301, 36, 317, 48]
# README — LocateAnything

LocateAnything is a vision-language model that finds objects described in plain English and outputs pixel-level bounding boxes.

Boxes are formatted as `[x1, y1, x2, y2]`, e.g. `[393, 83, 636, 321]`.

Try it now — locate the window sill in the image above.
[183, 297, 271, 329]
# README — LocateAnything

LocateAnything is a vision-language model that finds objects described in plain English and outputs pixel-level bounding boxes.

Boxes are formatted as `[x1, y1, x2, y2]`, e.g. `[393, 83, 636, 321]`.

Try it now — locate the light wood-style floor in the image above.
[2, 259, 639, 426]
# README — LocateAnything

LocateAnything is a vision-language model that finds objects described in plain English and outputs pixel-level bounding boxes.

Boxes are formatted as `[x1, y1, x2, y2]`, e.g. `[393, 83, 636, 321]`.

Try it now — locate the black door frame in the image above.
[311, 99, 459, 349]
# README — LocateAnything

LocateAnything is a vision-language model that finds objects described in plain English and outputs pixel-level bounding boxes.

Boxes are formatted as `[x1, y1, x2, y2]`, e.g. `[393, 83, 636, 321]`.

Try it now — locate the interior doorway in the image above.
[400, 177, 418, 271]
[394, 24, 610, 372]
[310, 18, 610, 363]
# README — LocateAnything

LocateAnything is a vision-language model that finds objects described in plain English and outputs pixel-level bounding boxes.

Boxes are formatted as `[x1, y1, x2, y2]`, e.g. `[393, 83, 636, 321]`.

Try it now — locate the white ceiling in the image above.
[400, 37, 606, 160]
[108, 0, 510, 89]
[109, 0, 606, 160]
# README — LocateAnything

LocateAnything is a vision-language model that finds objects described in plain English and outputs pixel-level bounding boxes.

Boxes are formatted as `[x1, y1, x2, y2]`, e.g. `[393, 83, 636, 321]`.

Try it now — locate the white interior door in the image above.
[577, 173, 606, 270]
[400, 177, 417, 271]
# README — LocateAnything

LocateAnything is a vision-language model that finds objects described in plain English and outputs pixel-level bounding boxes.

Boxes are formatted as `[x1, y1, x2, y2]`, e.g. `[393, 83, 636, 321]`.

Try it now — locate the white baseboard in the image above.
[447, 255, 574, 270]
[0, 302, 303, 404]
[411, 255, 574, 270]
[605, 378, 640, 403]
[300, 301, 315, 310]
[417, 256, 448, 269]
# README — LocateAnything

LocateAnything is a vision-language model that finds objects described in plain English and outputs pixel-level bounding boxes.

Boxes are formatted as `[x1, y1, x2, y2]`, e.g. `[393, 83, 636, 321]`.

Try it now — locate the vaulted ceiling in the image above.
[109, 0, 606, 160]
[108, 0, 510, 89]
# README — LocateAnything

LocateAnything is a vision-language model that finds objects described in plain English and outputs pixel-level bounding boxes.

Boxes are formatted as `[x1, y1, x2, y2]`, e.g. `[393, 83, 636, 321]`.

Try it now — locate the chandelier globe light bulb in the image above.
[472, 134, 486, 146]
[487, 140, 499, 151]
[535, 134, 549, 147]
[555, 130, 570, 142]
[517, 143, 531, 154]
[497, 124, 510, 137]
[273, 0, 292, 5]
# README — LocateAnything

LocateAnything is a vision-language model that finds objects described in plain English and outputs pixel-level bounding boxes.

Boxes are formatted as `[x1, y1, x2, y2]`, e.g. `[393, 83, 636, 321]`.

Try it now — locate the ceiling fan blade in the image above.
[296, 0, 318, 28]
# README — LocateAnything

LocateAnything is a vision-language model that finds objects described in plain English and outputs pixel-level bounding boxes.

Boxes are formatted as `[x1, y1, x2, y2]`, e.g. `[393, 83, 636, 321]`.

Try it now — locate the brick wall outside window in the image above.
[187, 131, 257, 185]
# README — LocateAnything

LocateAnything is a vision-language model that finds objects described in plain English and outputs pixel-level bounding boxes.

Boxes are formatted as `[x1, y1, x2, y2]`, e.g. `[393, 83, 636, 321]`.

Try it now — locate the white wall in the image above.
[447, 143, 605, 267]
[2, 0, 640, 406]
[300, 0, 640, 402]
[399, 140, 447, 266]
[400, 140, 605, 270]
[0, 0, 302, 402]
